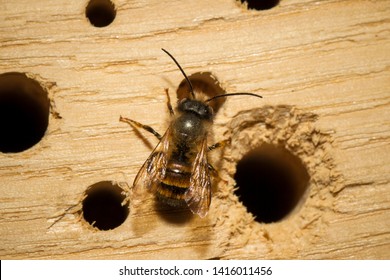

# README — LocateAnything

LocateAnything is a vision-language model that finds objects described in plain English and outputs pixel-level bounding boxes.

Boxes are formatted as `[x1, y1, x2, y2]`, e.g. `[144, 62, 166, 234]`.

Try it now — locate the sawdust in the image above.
[213, 105, 343, 258]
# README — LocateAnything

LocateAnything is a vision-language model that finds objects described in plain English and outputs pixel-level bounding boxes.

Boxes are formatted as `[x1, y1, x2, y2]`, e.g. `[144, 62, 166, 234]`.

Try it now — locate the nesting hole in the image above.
[86, 0, 116, 27]
[82, 181, 129, 230]
[234, 143, 309, 223]
[0, 72, 50, 153]
[177, 72, 226, 113]
[240, 0, 279, 10]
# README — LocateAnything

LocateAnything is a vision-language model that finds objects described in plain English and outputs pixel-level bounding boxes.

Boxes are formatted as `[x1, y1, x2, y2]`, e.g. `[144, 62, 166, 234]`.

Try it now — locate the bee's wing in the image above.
[185, 138, 211, 218]
[132, 126, 171, 193]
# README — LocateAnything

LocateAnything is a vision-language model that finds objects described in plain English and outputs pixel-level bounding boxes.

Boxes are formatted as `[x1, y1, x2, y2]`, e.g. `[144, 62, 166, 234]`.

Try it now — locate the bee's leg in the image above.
[164, 88, 174, 116]
[207, 163, 219, 178]
[119, 116, 162, 140]
[208, 139, 231, 184]
[208, 138, 231, 152]
[207, 163, 228, 184]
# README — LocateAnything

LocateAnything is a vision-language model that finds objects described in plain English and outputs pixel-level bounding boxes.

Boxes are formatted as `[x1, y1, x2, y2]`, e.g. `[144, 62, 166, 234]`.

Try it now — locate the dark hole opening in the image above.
[0, 72, 49, 153]
[234, 144, 309, 223]
[240, 0, 280, 10]
[177, 72, 226, 113]
[82, 181, 129, 230]
[86, 0, 116, 27]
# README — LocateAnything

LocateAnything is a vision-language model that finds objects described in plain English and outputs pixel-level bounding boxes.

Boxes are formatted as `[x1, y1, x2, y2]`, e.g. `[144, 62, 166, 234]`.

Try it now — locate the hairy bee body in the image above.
[156, 161, 192, 207]
[120, 49, 262, 218]
[144, 99, 213, 213]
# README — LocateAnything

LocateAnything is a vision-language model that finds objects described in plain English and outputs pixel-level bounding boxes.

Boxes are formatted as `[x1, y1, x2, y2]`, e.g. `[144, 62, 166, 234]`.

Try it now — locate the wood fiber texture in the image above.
[0, 0, 389, 259]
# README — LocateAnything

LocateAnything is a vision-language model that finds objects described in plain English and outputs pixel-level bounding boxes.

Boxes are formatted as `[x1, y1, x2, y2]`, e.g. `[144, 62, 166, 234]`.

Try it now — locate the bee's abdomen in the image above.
[156, 162, 191, 207]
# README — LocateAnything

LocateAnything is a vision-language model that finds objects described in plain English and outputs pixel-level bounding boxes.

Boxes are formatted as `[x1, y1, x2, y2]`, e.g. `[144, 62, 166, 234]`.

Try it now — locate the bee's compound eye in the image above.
[177, 98, 190, 112]
[206, 106, 213, 116]
[82, 181, 129, 230]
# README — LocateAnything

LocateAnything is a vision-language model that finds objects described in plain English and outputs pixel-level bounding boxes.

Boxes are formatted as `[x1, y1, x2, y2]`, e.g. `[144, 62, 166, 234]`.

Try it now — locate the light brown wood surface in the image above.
[0, 0, 389, 259]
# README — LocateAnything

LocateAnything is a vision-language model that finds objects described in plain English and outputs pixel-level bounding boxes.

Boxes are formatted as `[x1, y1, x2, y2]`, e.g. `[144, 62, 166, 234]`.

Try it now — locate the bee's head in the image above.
[178, 98, 214, 120]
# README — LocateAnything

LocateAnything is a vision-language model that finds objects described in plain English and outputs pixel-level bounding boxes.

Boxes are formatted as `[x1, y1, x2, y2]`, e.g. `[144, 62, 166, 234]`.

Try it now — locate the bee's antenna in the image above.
[206, 92, 262, 102]
[162, 48, 195, 99]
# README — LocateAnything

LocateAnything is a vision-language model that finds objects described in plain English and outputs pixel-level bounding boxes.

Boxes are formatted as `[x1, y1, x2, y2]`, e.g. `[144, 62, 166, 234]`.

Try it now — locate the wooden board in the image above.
[0, 0, 389, 259]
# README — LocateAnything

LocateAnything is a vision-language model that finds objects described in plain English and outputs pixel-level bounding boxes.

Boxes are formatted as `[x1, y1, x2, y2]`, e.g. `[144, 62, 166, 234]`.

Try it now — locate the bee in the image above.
[120, 49, 262, 217]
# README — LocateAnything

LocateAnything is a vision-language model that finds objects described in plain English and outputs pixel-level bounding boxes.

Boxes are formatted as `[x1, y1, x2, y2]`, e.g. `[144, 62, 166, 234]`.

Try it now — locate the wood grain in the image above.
[0, 0, 389, 259]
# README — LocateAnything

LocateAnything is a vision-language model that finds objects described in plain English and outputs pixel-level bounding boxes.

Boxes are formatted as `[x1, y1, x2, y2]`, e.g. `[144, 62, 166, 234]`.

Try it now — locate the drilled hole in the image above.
[0, 72, 50, 153]
[177, 72, 226, 113]
[240, 0, 280, 10]
[234, 143, 309, 223]
[82, 181, 129, 230]
[86, 0, 116, 27]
